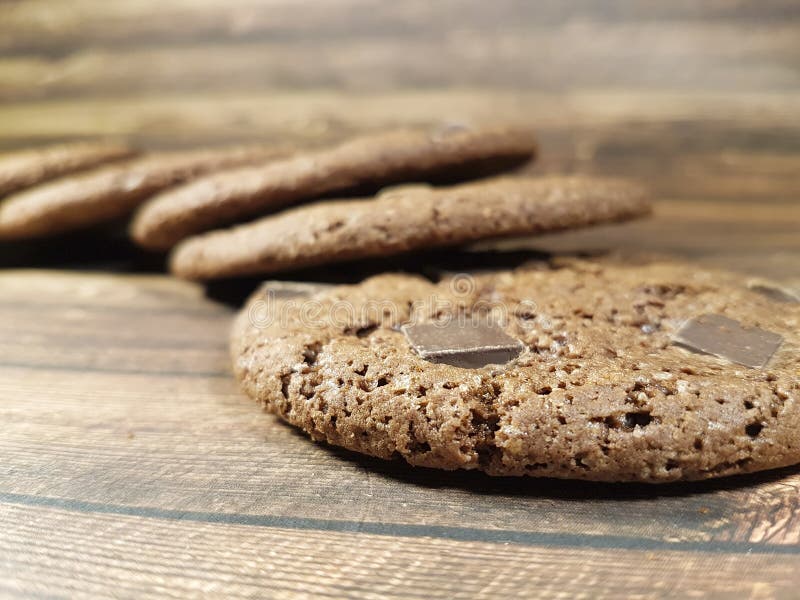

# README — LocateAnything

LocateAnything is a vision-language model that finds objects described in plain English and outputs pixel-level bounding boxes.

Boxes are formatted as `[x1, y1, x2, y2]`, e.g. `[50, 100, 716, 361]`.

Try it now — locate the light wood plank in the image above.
[1, 20, 798, 100]
[2, 90, 799, 142]
[2, 0, 799, 54]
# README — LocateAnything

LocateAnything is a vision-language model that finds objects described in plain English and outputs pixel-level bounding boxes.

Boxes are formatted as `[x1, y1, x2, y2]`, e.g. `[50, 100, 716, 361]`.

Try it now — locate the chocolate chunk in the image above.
[673, 314, 783, 368]
[747, 280, 800, 304]
[260, 281, 332, 299]
[401, 320, 524, 368]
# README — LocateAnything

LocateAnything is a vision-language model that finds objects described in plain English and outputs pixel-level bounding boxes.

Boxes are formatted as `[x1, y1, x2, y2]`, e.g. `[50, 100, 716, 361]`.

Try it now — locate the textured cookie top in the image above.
[232, 259, 800, 482]
[0, 145, 287, 240]
[131, 125, 538, 250]
[171, 175, 650, 280]
[0, 141, 135, 197]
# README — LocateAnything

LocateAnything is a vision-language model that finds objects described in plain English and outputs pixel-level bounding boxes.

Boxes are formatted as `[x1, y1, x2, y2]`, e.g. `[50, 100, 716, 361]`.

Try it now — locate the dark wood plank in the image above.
[4, 502, 800, 599]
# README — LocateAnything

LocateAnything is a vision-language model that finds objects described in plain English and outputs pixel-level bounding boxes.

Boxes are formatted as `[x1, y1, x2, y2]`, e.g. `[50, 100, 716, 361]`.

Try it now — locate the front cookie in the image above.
[231, 259, 800, 483]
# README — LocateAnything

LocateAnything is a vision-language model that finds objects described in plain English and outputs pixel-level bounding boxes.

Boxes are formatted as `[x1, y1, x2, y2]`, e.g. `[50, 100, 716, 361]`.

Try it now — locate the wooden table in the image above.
[1, 2, 799, 597]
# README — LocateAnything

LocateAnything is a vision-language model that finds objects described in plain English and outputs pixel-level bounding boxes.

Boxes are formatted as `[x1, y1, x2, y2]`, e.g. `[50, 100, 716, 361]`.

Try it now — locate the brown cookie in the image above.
[170, 175, 651, 280]
[231, 259, 800, 482]
[0, 145, 288, 240]
[130, 125, 538, 251]
[0, 140, 135, 197]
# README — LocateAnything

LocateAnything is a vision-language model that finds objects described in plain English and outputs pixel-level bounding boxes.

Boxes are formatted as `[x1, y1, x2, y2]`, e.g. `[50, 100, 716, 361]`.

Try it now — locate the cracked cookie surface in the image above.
[132, 125, 538, 251]
[231, 259, 800, 482]
[171, 175, 649, 280]
[0, 141, 134, 197]
[0, 145, 286, 240]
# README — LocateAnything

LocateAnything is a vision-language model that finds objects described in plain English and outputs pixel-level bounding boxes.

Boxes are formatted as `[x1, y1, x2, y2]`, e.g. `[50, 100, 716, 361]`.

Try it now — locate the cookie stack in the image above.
[0, 126, 650, 279]
[0, 142, 288, 240]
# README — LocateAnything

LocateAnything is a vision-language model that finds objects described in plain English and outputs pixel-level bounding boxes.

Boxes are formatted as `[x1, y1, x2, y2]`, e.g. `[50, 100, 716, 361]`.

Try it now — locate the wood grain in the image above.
[4, 502, 800, 599]
[1, 0, 799, 597]
[1, 21, 799, 100]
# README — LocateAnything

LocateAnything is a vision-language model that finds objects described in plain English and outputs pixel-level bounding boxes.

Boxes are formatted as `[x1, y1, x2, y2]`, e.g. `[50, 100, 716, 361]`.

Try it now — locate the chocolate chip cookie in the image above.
[0, 145, 287, 240]
[231, 258, 800, 482]
[170, 175, 650, 280]
[0, 140, 134, 197]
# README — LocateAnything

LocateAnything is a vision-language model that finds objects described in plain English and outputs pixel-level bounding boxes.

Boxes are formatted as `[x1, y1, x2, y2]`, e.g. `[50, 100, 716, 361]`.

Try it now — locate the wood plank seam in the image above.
[2, 492, 799, 556]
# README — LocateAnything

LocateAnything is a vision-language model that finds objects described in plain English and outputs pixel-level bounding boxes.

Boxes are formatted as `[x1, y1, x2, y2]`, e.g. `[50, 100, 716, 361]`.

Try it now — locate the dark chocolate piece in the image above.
[260, 281, 332, 299]
[673, 314, 783, 368]
[401, 320, 524, 368]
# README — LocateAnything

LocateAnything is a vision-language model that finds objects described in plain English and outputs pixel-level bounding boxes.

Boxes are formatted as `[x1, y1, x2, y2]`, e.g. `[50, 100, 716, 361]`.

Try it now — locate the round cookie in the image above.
[0, 140, 135, 197]
[0, 145, 288, 240]
[130, 125, 538, 251]
[231, 259, 800, 483]
[170, 175, 650, 280]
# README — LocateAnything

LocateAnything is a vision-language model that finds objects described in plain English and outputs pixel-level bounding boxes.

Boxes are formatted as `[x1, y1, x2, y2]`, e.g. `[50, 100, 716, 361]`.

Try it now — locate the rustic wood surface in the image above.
[1, 1, 799, 598]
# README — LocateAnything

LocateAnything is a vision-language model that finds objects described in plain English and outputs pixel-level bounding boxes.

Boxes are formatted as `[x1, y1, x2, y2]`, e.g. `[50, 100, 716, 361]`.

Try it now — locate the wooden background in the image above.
[1, 1, 799, 597]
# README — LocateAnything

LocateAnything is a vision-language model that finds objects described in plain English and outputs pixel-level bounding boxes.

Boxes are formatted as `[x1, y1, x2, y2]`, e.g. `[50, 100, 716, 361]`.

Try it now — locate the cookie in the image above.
[130, 125, 538, 251]
[170, 175, 650, 280]
[0, 145, 288, 240]
[231, 259, 800, 482]
[0, 140, 135, 197]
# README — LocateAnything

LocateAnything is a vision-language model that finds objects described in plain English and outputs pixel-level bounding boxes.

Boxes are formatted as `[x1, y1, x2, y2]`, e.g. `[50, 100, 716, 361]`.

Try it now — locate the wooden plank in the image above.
[2, 91, 799, 144]
[2, 501, 800, 599]
[2, 0, 799, 56]
[1, 20, 798, 100]
[526, 214, 800, 280]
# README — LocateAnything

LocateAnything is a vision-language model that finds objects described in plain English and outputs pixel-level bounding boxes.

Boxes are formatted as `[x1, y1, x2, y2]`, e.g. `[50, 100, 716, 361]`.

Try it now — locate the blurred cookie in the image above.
[170, 175, 650, 280]
[0, 140, 134, 197]
[130, 125, 538, 250]
[0, 145, 288, 240]
[231, 259, 800, 482]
